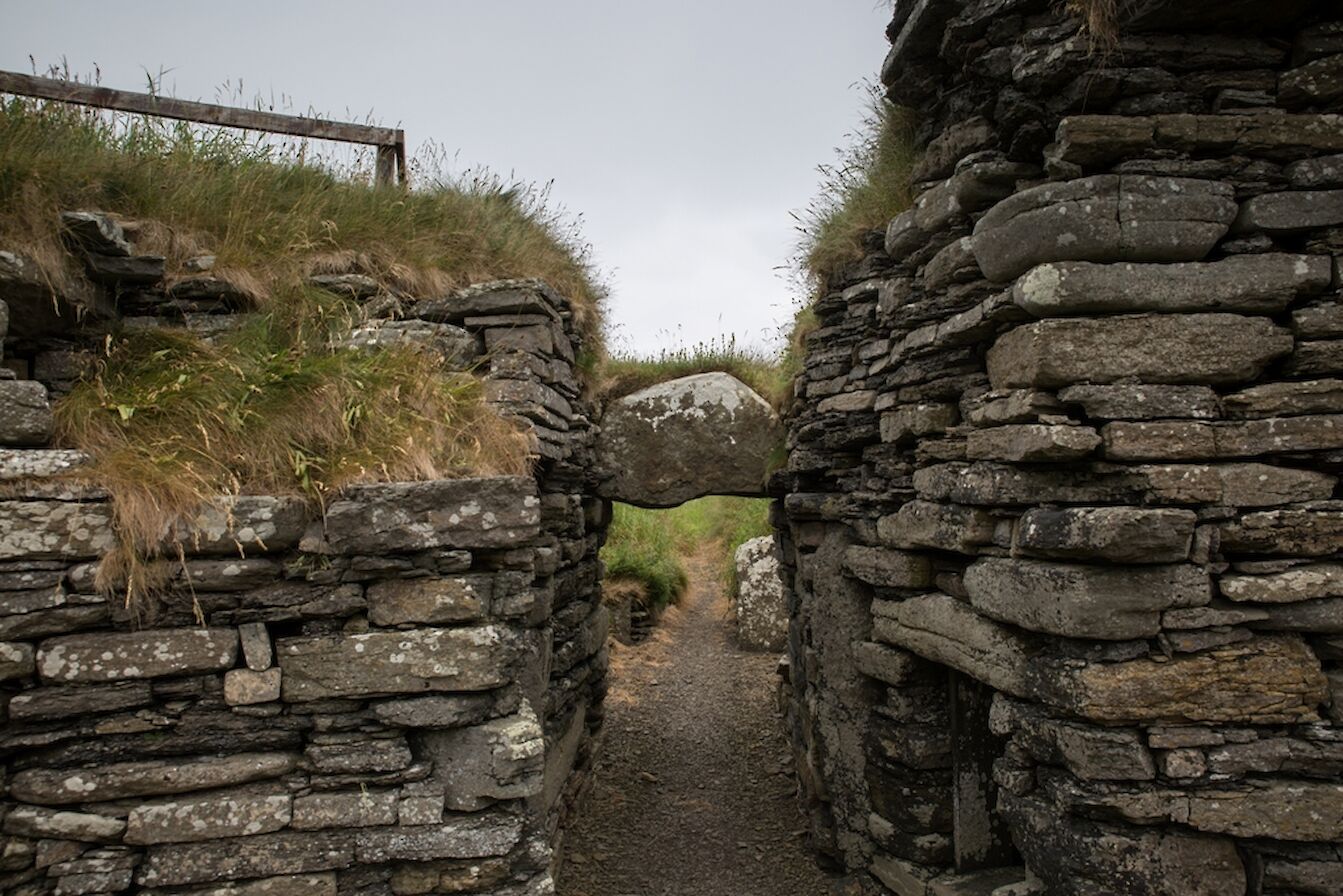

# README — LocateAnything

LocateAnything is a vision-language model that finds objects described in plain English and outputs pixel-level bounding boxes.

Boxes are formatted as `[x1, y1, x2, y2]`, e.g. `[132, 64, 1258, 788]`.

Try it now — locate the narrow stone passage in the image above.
[557, 550, 837, 896]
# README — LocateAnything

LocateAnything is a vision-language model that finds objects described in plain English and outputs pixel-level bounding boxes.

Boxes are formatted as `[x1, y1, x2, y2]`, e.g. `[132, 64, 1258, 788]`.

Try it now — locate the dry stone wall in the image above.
[779, 1, 1343, 893]
[0, 235, 609, 896]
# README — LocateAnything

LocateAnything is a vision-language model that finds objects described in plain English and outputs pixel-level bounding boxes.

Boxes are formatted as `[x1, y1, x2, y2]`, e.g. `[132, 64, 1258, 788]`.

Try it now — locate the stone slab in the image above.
[1014, 506, 1196, 564]
[36, 628, 238, 682]
[322, 478, 540, 553]
[10, 752, 299, 804]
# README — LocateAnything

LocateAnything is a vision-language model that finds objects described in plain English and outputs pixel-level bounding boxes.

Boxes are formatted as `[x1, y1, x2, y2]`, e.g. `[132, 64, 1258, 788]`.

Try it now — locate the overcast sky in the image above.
[1, 1, 892, 356]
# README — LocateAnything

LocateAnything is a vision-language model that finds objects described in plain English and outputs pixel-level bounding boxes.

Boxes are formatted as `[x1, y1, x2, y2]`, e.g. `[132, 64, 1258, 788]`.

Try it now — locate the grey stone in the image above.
[1287, 153, 1343, 189]
[1014, 507, 1196, 564]
[853, 641, 931, 687]
[1162, 605, 1270, 630]
[1039, 635, 1327, 725]
[965, 424, 1100, 462]
[1205, 737, 1343, 777]
[1293, 305, 1343, 339]
[126, 794, 292, 845]
[961, 390, 1062, 426]
[1221, 509, 1343, 556]
[1013, 255, 1332, 317]
[370, 693, 498, 729]
[843, 546, 933, 589]
[1043, 721, 1156, 782]
[0, 501, 114, 560]
[224, 668, 282, 706]
[1103, 415, 1343, 461]
[1264, 858, 1343, 895]
[1250, 597, 1343, 633]
[36, 628, 238, 682]
[414, 279, 562, 322]
[7, 680, 152, 721]
[177, 559, 284, 593]
[367, 575, 490, 626]
[595, 373, 783, 507]
[341, 319, 478, 369]
[353, 808, 522, 863]
[1224, 379, 1343, 420]
[885, 209, 927, 259]
[922, 236, 980, 290]
[873, 594, 1035, 698]
[140, 873, 337, 896]
[306, 273, 382, 300]
[878, 500, 999, 554]
[987, 314, 1293, 389]
[418, 703, 544, 811]
[3, 807, 125, 843]
[10, 752, 298, 804]
[305, 737, 412, 773]
[278, 625, 519, 700]
[60, 211, 132, 256]
[290, 792, 397, 831]
[84, 252, 165, 285]
[322, 477, 540, 552]
[1280, 53, 1343, 107]
[0, 380, 54, 446]
[1221, 564, 1343, 603]
[171, 495, 308, 555]
[915, 461, 1335, 509]
[1235, 190, 1343, 233]
[0, 250, 89, 340]
[911, 160, 1033, 234]
[880, 403, 959, 444]
[965, 558, 1208, 640]
[0, 640, 35, 680]
[733, 536, 788, 651]
[972, 176, 1236, 283]
[1003, 793, 1246, 896]
[239, 622, 272, 670]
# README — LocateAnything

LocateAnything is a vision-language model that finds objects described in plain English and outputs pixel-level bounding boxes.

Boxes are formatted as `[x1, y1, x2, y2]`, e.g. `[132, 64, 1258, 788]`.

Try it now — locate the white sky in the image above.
[0, 1, 892, 356]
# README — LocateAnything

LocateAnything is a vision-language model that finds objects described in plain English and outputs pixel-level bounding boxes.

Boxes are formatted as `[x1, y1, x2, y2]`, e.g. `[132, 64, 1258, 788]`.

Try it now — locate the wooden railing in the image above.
[0, 70, 407, 186]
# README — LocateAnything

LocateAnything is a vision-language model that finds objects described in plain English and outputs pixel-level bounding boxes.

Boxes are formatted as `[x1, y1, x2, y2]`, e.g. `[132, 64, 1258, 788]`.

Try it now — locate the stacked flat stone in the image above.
[0, 268, 608, 895]
[779, 1, 1343, 894]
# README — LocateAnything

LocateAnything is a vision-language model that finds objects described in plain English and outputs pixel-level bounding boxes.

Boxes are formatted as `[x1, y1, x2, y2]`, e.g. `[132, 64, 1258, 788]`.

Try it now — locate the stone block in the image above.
[60, 211, 132, 256]
[290, 792, 397, 831]
[843, 546, 933, 589]
[37, 628, 238, 682]
[126, 794, 292, 845]
[987, 314, 1293, 390]
[922, 237, 980, 290]
[305, 737, 412, 774]
[322, 477, 540, 553]
[366, 576, 490, 626]
[171, 496, 308, 555]
[1235, 190, 1343, 233]
[341, 319, 477, 369]
[1043, 721, 1156, 782]
[965, 558, 1208, 640]
[965, 424, 1101, 462]
[854, 641, 935, 688]
[878, 501, 999, 554]
[1038, 636, 1327, 725]
[136, 830, 356, 887]
[370, 693, 498, 729]
[1003, 793, 1246, 896]
[3, 807, 125, 843]
[352, 810, 523, 863]
[0, 640, 34, 680]
[1221, 564, 1343, 603]
[0, 500, 115, 560]
[972, 176, 1235, 283]
[11, 752, 298, 804]
[733, 536, 788, 651]
[881, 403, 958, 444]
[224, 668, 282, 706]
[595, 373, 783, 507]
[239, 622, 272, 670]
[1287, 152, 1343, 189]
[1059, 384, 1221, 421]
[0, 380, 54, 446]
[7, 680, 152, 720]
[1013, 254, 1331, 318]
[139, 873, 337, 895]
[1103, 415, 1343, 460]
[418, 703, 544, 811]
[1221, 509, 1343, 556]
[961, 390, 1062, 426]
[278, 626, 518, 701]
[1223, 379, 1343, 418]
[873, 594, 1035, 698]
[1014, 506, 1196, 564]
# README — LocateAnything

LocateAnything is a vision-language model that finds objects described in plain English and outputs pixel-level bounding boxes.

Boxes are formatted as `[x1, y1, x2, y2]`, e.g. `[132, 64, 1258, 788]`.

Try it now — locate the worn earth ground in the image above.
[556, 550, 838, 896]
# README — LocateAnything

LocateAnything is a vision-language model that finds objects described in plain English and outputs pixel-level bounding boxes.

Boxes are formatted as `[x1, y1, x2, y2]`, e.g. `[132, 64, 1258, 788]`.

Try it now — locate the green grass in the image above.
[599, 335, 792, 410]
[601, 497, 774, 611]
[0, 95, 607, 349]
[794, 95, 918, 291]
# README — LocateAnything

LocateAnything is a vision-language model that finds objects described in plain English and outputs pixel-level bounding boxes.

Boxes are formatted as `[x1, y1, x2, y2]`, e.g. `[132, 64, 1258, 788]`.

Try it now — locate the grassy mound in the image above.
[598, 336, 792, 410]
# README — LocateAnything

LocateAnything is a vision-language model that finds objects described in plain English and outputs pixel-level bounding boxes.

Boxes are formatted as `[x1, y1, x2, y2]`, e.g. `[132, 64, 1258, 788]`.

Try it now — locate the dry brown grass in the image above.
[1067, 0, 1121, 54]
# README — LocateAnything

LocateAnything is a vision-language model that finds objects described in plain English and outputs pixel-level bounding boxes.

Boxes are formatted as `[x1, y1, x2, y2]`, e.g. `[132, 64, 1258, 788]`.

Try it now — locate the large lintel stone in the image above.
[322, 477, 540, 553]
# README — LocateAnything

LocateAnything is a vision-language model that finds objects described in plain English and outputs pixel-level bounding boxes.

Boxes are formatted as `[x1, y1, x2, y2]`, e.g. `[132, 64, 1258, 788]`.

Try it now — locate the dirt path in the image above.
[556, 550, 839, 896]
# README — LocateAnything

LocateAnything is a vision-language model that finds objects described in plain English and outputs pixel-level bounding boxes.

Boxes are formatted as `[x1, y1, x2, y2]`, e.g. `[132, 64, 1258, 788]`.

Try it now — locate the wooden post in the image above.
[0, 70, 408, 187]
[949, 669, 1017, 872]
